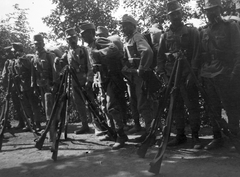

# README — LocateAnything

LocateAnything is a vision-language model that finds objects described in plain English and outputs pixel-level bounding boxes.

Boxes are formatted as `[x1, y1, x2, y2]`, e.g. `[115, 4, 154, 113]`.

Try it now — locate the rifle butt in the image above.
[148, 156, 163, 174]
[35, 133, 47, 150]
[137, 135, 156, 158]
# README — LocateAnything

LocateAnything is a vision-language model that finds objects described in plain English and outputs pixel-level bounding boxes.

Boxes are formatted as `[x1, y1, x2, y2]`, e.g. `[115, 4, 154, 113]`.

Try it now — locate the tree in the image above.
[42, 0, 120, 39]
[122, 0, 192, 29]
[0, 4, 34, 68]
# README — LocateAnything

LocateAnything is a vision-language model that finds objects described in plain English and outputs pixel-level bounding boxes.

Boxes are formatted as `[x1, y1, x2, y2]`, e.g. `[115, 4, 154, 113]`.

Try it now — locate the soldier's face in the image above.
[81, 30, 94, 44]
[66, 36, 78, 48]
[34, 42, 44, 52]
[121, 22, 135, 36]
[205, 6, 221, 23]
[168, 10, 183, 26]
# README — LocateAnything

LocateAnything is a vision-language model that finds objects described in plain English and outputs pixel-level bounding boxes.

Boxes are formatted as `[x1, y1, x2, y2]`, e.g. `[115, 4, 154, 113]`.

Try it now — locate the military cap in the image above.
[4, 46, 13, 51]
[33, 34, 44, 44]
[65, 28, 77, 38]
[120, 14, 137, 26]
[12, 42, 24, 52]
[167, 0, 182, 15]
[79, 21, 95, 34]
[236, 1, 240, 10]
[203, 0, 222, 10]
[96, 26, 109, 36]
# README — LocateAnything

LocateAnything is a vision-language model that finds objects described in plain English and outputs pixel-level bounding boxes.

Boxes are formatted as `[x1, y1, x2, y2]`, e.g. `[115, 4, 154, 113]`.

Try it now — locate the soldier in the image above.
[95, 26, 130, 132]
[11, 42, 42, 130]
[79, 21, 128, 150]
[193, 0, 240, 150]
[120, 14, 154, 142]
[157, 1, 202, 149]
[1, 45, 25, 130]
[59, 28, 93, 134]
[31, 34, 57, 139]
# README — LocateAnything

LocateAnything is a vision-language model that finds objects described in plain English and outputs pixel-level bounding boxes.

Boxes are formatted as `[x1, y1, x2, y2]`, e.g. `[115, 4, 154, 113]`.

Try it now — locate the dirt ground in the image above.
[1, 121, 240, 177]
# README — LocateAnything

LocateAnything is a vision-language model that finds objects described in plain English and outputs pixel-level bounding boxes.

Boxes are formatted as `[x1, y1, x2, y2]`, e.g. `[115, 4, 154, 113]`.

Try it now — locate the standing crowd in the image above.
[1, 0, 240, 151]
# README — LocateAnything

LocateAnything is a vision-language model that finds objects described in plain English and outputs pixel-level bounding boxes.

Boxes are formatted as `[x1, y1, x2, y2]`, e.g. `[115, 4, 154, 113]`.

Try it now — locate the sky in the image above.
[1, 0, 56, 34]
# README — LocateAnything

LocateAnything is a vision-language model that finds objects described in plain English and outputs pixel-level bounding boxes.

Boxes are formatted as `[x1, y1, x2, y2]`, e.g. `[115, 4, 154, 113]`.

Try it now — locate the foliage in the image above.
[42, 0, 120, 39]
[0, 4, 34, 69]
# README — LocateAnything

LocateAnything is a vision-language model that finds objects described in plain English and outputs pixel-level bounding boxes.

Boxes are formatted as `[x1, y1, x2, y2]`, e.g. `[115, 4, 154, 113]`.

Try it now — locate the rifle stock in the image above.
[137, 59, 178, 158]
[35, 69, 67, 150]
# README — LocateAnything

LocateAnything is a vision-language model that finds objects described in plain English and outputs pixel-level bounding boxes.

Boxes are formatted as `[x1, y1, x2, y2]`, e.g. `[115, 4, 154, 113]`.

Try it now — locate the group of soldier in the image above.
[1, 0, 240, 152]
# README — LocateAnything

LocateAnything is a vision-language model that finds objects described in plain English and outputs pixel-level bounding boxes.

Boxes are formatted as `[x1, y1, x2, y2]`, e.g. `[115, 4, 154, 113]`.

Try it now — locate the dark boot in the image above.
[112, 129, 128, 150]
[74, 122, 90, 134]
[15, 120, 25, 129]
[204, 138, 224, 150]
[167, 134, 187, 147]
[192, 132, 203, 149]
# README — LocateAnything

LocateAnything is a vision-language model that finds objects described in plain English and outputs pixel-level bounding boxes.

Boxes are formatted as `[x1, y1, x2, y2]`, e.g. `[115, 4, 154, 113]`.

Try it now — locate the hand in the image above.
[159, 72, 169, 85]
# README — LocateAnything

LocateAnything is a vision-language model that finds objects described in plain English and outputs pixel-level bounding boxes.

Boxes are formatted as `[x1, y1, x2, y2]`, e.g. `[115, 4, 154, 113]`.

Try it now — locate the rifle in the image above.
[148, 53, 183, 174]
[149, 50, 240, 174]
[12, 74, 40, 138]
[0, 71, 12, 150]
[35, 66, 68, 150]
[69, 67, 117, 141]
[51, 68, 69, 161]
[137, 55, 178, 158]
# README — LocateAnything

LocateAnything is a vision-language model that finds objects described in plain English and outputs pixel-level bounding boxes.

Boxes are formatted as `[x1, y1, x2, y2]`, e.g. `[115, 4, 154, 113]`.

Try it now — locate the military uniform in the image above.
[12, 43, 42, 129]
[157, 1, 201, 148]
[96, 26, 128, 129]
[60, 28, 93, 134]
[2, 50, 25, 129]
[80, 22, 128, 149]
[121, 14, 154, 140]
[194, 0, 240, 149]
[31, 34, 57, 125]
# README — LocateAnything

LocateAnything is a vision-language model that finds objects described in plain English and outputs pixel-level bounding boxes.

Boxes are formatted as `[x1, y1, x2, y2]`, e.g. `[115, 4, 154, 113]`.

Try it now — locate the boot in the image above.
[167, 134, 187, 147]
[192, 132, 203, 149]
[74, 122, 90, 134]
[204, 138, 224, 150]
[15, 120, 25, 129]
[22, 126, 31, 132]
[128, 124, 142, 134]
[112, 129, 128, 150]
[35, 121, 42, 131]
[131, 132, 148, 143]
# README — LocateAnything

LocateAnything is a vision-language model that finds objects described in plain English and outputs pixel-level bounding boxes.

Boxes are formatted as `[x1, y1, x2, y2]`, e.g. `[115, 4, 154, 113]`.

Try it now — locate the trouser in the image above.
[128, 82, 140, 125]
[173, 80, 200, 135]
[11, 88, 25, 125]
[106, 81, 125, 131]
[202, 77, 222, 139]
[22, 88, 41, 123]
[208, 74, 240, 135]
[72, 85, 88, 123]
[128, 74, 153, 131]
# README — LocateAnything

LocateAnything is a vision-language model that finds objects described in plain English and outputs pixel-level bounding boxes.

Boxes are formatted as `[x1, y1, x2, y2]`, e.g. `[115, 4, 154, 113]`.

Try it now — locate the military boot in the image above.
[131, 132, 148, 143]
[204, 138, 224, 150]
[167, 134, 187, 147]
[112, 129, 128, 150]
[74, 121, 90, 134]
[192, 132, 203, 149]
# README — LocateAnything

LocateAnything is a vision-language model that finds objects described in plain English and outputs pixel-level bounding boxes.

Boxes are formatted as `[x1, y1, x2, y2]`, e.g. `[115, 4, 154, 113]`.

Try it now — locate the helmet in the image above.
[203, 0, 221, 10]
[96, 26, 109, 37]
[120, 14, 137, 26]
[79, 21, 95, 34]
[167, 0, 182, 15]
[33, 34, 44, 44]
